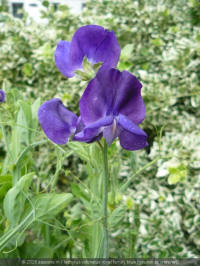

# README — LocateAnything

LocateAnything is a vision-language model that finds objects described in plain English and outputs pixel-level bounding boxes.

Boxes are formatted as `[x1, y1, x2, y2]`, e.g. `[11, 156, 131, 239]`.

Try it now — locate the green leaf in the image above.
[191, 95, 200, 107]
[34, 43, 53, 59]
[10, 109, 23, 161]
[68, 142, 90, 162]
[23, 242, 54, 258]
[20, 101, 32, 129]
[22, 63, 32, 77]
[89, 143, 102, 168]
[31, 98, 40, 124]
[151, 38, 164, 47]
[29, 193, 73, 220]
[58, 4, 69, 12]
[71, 183, 90, 201]
[118, 61, 131, 71]
[83, 56, 93, 73]
[92, 62, 102, 72]
[17, 104, 30, 144]
[121, 44, 134, 60]
[3, 172, 34, 227]
[0, 210, 34, 252]
[126, 196, 134, 210]
[62, 93, 72, 102]
[0, 175, 12, 199]
[15, 140, 47, 169]
[74, 70, 92, 81]
[108, 207, 126, 228]
[168, 164, 187, 185]
[42, 1, 49, 7]
[31, 98, 40, 142]
[10, 101, 32, 160]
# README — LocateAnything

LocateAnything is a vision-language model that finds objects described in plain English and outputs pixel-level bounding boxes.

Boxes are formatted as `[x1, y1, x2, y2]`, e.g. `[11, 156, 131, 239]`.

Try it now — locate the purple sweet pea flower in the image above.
[38, 99, 102, 145]
[55, 25, 120, 78]
[38, 68, 148, 151]
[0, 90, 5, 102]
[73, 68, 148, 150]
[38, 98, 78, 145]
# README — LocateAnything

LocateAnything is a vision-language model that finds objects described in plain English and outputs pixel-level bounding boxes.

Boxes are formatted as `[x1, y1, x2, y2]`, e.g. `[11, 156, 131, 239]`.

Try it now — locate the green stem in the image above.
[120, 155, 172, 193]
[45, 224, 50, 246]
[120, 157, 162, 193]
[102, 139, 109, 258]
[0, 210, 34, 251]
[12, 140, 47, 185]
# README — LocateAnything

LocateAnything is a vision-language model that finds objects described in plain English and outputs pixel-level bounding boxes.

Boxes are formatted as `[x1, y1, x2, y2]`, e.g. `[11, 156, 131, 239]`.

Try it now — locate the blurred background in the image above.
[0, 0, 200, 259]
[4, 0, 85, 20]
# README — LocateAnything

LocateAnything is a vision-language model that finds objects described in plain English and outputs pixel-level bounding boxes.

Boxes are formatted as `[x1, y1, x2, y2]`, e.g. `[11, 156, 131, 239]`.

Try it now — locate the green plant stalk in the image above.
[13, 140, 47, 185]
[0, 210, 34, 251]
[102, 139, 109, 258]
[0, 121, 15, 172]
[128, 205, 140, 257]
[120, 156, 166, 193]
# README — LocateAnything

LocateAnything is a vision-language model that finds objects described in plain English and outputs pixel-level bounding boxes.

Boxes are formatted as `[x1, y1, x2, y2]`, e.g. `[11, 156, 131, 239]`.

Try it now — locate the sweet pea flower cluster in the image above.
[38, 25, 148, 150]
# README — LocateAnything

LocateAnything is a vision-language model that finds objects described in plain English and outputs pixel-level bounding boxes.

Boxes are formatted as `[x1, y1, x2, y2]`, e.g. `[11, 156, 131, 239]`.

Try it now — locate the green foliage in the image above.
[0, 0, 200, 259]
[28, 193, 73, 220]
[3, 172, 34, 227]
[0, 175, 12, 199]
[168, 164, 187, 185]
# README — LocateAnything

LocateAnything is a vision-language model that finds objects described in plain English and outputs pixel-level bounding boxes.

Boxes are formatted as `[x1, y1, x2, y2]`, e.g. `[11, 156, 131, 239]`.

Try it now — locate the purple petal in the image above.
[117, 114, 148, 150]
[73, 117, 103, 143]
[113, 71, 145, 125]
[80, 68, 145, 126]
[54, 25, 120, 78]
[73, 116, 113, 142]
[117, 114, 147, 136]
[79, 68, 121, 125]
[0, 90, 6, 102]
[75, 117, 85, 133]
[70, 25, 106, 67]
[103, 119, 121, 146]
[0, 90, 5, 102]
[89, 30, 120, 67]
[38, 98, 78, 144]
[54, 41, 73, 78]
[119, 130, 148, 151]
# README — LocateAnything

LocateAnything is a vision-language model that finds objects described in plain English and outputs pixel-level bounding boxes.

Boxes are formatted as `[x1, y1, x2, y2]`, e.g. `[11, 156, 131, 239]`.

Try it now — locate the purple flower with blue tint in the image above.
[74, 68, 148, 150]
[38, 68, 148, 150]
[0, 90, 5, 102]
[38, 98, 78, 145]
[38, 99, 101, 145]
[55, 25, 120, 78]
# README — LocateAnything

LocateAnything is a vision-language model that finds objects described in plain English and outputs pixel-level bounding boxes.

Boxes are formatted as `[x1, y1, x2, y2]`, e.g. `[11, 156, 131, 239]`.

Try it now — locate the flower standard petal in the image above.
[54, 25, 120, 78]
[79, 78, 107, 125]
[79, 68, 121, 125]
[54, 41, 74, 78]
[70, 25, 107, 67]
[89, 30, 120, 68]
[70, 25, 120, 68]
[38, 98, 78, 145]
[113, 71, 145, 125]
[80, 68, 145, 125]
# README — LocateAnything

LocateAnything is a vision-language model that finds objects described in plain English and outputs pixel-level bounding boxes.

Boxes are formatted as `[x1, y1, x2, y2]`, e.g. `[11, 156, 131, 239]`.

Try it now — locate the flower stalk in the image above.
[102, 139, 109, 258]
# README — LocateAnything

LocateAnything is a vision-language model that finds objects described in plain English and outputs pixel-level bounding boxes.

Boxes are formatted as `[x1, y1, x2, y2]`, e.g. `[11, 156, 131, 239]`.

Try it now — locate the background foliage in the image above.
[0, 0, 200, 258]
